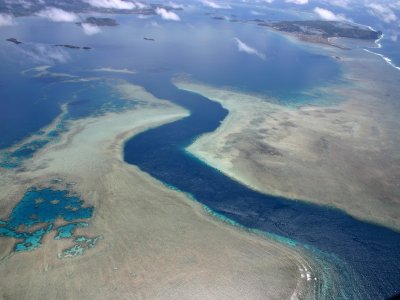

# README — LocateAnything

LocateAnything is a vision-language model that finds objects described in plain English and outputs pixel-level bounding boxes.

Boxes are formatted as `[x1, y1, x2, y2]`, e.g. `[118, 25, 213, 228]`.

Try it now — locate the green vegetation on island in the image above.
[258, 20, 382, 40]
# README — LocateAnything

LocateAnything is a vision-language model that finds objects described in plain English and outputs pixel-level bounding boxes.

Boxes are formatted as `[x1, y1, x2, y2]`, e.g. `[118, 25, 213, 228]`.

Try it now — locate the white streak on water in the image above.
[363, 49, 400, 71]
[374, 33, 384, 49]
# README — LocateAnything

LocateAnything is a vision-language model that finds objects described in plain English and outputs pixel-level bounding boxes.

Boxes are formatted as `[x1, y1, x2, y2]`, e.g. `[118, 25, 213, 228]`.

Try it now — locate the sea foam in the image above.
[363, 48, 400, 71]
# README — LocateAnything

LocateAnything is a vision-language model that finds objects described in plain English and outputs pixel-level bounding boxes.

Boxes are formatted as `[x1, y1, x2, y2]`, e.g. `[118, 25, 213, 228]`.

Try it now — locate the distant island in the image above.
[257, 20, 382, 49]
[6, 38, 91, 50]
[6, 38, 23, 45]
[78, 17, 119, 27]
[144, 37, 155, 41]
[0, 1, 180, 18]
[55, 45, 92, 50]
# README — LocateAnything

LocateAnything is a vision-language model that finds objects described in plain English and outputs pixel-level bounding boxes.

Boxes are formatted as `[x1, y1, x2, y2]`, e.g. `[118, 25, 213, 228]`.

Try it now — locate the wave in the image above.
[363, 48, 400, 71]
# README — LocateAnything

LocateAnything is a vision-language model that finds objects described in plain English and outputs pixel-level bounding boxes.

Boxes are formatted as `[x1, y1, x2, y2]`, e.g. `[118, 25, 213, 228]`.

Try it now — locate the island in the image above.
[55, 44, 92, 50]
[78, 17, 119, 27]
[144, 37, 155, 41]
[257, 20, 382, 49]
[6, 38, 23, 45]
[5, 38, 91, 50]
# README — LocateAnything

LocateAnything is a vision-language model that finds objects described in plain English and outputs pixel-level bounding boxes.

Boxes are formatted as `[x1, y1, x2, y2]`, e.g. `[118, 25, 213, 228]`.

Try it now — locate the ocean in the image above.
[1, 5, 399, 299]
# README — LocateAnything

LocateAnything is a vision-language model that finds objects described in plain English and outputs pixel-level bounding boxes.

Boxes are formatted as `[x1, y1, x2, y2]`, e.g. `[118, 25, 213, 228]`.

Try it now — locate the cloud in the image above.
[150, 21, 160, 27]
[92, 67, 135, 74]
[314, 7, 349, 22]
[250, 10, 264, 16]
[81, 23, 101, 35]
[234, 37, 265, 60]
[133, 1, 148, 9]
[16, 43, 70, 64]
[155, 7, 181, 21]
[83, 0, 136, 9]
[200, 0, 231, 9]
[168, 1, 184, 9]
[322, 0, 350, 9]
[36, 7, 79, 22]
[365, 3, 397, 23]
[0, 13, 15, 27]
[285, 0, 308, 4]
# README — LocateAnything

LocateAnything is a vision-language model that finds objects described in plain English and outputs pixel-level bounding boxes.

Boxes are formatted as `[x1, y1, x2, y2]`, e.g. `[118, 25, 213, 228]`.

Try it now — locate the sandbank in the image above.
[176, 46, 400, 231]
[0, 82, 326, 299]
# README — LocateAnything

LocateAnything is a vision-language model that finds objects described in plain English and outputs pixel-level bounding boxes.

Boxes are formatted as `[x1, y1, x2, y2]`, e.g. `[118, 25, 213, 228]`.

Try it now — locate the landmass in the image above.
[78, 17, 119, 27]
[5, 38, 91, 50]
[206, 16, 382, 49]
[260, 20, 382, 40]
[257, 20, 382, 49]
[0, 1, 180, 17]
[55, 44, 92, 50]
[175, 44, 400, 231]
[5, 38, 22, 45]
[0, 80, 330, 299]
[144, 37, 155, 41]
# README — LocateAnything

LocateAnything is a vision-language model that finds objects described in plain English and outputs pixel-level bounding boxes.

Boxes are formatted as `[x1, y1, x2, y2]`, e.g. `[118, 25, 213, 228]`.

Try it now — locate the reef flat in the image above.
[177, 44, 400, 231]
[0, 82, 321, 299]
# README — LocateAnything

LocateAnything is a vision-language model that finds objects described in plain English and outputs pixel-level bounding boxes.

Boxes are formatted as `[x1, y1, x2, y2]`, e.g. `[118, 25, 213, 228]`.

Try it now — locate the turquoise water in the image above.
[55, 222, 88, 240]
[0, 188, 93, 252]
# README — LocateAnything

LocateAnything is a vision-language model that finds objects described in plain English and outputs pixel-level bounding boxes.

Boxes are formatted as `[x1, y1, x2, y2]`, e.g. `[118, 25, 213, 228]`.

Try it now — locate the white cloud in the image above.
[150, 21, 160, 27]
[234, 37, 265, 60]
[200, 0, 231, 9]
[285, 0, 308, 4]
[168, 1, 184, 9]
[83, 0, 136, 10]
[138, 14, 151, 19]
[155, 7, 181, 21]
[314, 7, 349, 22]
[323, 0, 350, 9]
[0, 13, 15, 27]
[36, 7, 79, 22]
[82, 23, 101, 35]
[17, 43, 70, 64]
[365, 2, 397, 23]
[134, 1, 147, 9]
[250, 10, 264, 16]
[92, 67, 135, 74]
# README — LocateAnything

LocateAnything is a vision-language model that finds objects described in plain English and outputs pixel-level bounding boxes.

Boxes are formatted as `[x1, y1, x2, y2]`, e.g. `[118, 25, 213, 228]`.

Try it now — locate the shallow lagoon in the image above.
[0, 188, 93, 252]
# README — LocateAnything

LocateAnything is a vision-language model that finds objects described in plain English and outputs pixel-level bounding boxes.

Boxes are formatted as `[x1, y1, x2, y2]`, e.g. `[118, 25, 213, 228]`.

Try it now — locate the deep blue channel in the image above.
[124, 74, 400, 299]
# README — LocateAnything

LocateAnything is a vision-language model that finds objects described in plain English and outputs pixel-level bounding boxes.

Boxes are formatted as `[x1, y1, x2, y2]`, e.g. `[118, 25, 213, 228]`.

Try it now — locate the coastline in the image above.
[175, 45, 400, 231]
[0, 82, 325, 299]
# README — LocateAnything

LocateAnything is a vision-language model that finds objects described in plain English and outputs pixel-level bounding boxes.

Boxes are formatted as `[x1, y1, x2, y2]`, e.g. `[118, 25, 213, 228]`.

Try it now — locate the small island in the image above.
[5, 38, 91, 50]
[78, 17, 119, 27]
[55, 44, 92, 50]
[144, 37, 155, 41]
[6, 38, 23, 45]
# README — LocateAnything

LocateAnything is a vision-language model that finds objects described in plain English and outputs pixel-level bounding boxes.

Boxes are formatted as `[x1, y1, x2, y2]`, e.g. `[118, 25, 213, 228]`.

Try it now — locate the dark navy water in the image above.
[124, 73, 400, 299]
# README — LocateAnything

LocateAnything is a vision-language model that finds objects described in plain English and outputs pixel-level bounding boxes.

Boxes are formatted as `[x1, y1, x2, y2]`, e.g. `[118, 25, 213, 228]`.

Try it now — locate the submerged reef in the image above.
[0, 188, 98, 256]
